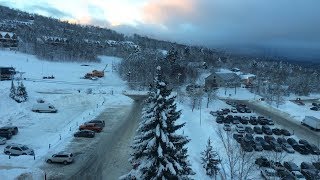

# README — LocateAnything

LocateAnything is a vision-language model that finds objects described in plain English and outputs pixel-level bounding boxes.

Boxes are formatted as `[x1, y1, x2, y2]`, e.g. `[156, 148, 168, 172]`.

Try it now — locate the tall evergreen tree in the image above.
[15, 82, 28, 103]
[122, 66, 193, 180]
[9, 80, 16, 99]
[201, 138, 221, 178]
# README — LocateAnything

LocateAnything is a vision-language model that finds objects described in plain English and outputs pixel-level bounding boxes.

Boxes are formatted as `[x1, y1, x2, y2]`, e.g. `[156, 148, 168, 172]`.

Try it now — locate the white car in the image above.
[223, 124, 231, 131]
[236, 124, 245, 133]
[231, 108, 237, 113]
[260, 167, 279, 180]
[46, 152, 74, 165]
[4, 144, 34, 156]
[0, 137, 6, 145]
[31, 103, 57, 113]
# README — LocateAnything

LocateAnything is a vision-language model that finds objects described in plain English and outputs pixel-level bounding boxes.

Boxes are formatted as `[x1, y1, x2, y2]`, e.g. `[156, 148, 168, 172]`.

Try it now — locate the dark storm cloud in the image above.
[125, 0, 320, 60]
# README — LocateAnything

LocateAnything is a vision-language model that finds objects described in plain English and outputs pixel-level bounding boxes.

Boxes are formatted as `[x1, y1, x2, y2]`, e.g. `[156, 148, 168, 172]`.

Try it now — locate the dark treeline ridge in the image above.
[1, 5, 320, 99]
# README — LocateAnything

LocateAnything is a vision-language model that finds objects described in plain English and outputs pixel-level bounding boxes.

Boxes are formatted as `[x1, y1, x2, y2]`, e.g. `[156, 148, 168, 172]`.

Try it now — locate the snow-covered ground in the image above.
[1, 49, 319, 179]
[0, 50, 132, 179]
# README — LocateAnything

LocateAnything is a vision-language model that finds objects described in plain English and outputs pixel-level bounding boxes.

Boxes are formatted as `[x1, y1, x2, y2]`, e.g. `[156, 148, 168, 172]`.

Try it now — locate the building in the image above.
[0, 31, 18, 47]
[239, 73, 256, 88]
[205, 72, 241, 89]
[0, 67, 16, 80]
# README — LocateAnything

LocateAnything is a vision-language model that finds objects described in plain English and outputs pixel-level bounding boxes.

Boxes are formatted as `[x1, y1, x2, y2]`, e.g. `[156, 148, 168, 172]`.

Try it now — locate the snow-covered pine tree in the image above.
[201, 138, 221, 178]
[9, 80, 16, 99]
[122, 66, 193, 180]
[15, 82, 28, 103]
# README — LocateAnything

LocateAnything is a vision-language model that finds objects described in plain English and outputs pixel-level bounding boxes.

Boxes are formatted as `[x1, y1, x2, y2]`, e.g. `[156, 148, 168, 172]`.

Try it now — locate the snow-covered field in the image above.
[1, 49, 319, 179]
[0, 50, 132, 179]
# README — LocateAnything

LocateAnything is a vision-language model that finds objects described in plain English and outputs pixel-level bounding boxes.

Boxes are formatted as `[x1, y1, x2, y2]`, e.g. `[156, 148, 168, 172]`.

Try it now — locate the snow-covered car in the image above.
[32, 103, 57, 113]
[231, 108, 237, 113]
[223, 124, 231, 131]
[0, 137, 6, 145]
[4, 144, 34, 156]
[46, 152, 74, 165]
[236, 124, 245, 133]
[260, 167, 279, 180]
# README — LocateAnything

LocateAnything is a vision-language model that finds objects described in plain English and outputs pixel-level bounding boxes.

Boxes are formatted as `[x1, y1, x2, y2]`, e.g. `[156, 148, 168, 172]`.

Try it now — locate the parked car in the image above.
[249, 118, 258, 125]
[0, 137, 6, 145]
[232, 119, 240, 124]
[261, 141, 273, 151]
[233, 134, 243, 143]
[244, 108, 251, 113]
[223, 124, 231, 131]
[256, 156, 270, 167]
[240, 117, 249, 124]
[266, 119, 275, 126]
[254, 126, 263, 134]
[272, 128, 282, 136]
[299, 139, 310, 146]
[282, 143, 295, 153]
[281, 129, 291, 136]
[74, 130, 95, 138]
[253, 142, 263, 151]
[216, 115, 224, 124]
[4, 144, 34, 156]
[301, 162, 318, 172]
[259, 118, 268, 126]
[79, 123, 103, 132]
[236, 124, 245, 133]
[307, 144, 320, 155]
[244, 127, 253, 134]
[312, 162, 320, 170]
[0, 130, 12, 139]
[284, 161, 300, 172]
[241, 142, 253, 152]
[276, 169, 295, 179]
[244, 133, 254, 143]
[0, 126, 18, 135]
[277, 137, 287, 145]
[310, 106, 319, 111]
[271, 161, 286, 171]
[231, 108, 238, 113]
[260, 167, 278, 180]
[255, 136, 265, 143]
[293, 144, 309, 155]
[237, 108, 246, 113]
[301, 169, 320, 180]
[264, 135, 276, 143]
[262, 125, 273, 135]
[312, 102, 320, 107]
[31, 103, 57, 113]
[85, 120, 105, 127]
[270, 141, 283, 152]
[46, 152, 74, 165]
[287, 138, 298, 146]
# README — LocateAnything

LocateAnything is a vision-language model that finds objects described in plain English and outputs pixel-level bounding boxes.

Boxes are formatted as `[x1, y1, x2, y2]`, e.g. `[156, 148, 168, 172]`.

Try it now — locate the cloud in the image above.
[30, 4, 72, 18]
[1, 0, 320, 60]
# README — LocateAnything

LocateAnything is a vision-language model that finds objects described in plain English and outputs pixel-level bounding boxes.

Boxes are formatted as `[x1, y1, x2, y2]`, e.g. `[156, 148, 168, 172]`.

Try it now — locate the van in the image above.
[32, 103, 57, 113]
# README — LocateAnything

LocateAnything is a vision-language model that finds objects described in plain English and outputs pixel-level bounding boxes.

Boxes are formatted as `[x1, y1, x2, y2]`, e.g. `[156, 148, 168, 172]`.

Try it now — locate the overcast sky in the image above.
[1, 0, 320, 61]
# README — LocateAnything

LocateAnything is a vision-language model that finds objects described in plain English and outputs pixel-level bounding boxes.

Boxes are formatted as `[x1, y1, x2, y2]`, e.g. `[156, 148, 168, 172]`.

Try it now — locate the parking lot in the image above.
[211, 100, 320, 179]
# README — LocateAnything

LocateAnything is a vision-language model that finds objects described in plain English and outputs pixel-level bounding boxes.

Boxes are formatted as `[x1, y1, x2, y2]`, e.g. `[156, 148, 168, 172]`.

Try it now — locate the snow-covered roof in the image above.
[239, 73, 256, 80]
[0, 31, 15, 38]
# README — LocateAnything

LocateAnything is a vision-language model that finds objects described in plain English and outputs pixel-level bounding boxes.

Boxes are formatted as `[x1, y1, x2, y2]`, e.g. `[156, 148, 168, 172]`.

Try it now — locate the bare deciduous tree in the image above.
[216, 128, 256, 180]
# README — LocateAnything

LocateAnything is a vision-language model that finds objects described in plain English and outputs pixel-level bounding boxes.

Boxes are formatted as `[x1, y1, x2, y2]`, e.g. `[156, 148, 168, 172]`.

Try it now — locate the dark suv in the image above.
[283, 161, 299, 172]
[0, 126, 18, 135]
[0, 130, 12, 139]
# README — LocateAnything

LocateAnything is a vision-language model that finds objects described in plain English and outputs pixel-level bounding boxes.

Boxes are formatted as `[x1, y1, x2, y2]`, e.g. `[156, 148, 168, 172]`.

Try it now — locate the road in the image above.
[236, 100, 320, 146]
[41, 101, 142, 180]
